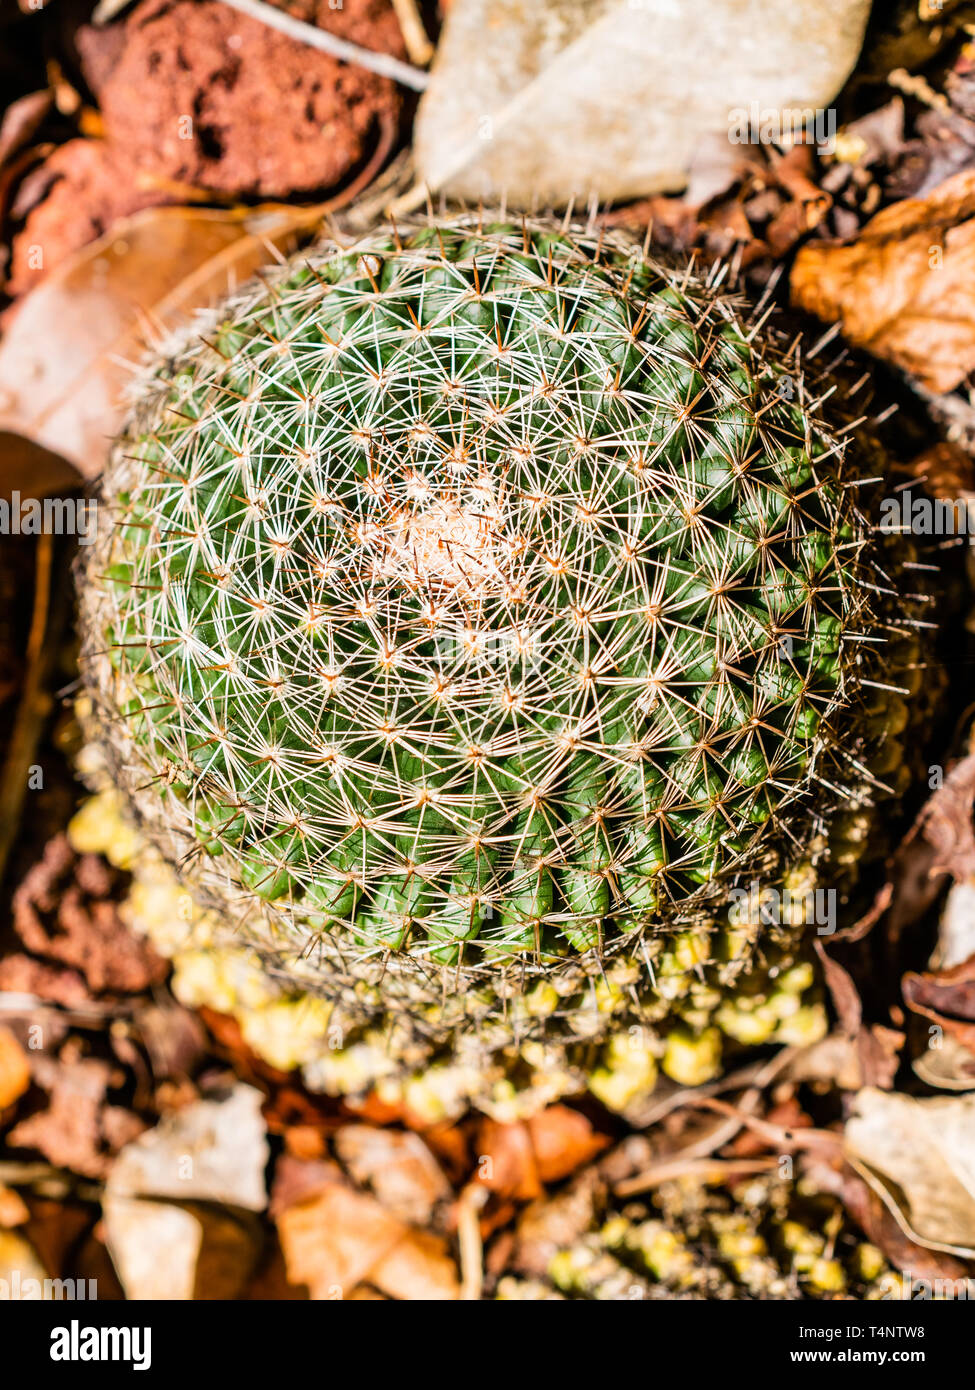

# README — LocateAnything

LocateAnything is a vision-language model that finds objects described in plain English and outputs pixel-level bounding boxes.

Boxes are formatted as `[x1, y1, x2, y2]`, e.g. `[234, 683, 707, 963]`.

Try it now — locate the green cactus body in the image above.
[78, 217, 935, 1084]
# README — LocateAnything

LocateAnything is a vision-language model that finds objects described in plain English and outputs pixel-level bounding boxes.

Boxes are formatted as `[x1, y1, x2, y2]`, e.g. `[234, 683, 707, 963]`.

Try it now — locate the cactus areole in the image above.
[78, 217, 930, 1046]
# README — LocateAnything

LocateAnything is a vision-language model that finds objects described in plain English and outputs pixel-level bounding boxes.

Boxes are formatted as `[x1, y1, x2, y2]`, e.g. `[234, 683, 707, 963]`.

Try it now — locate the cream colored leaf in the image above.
[934, 880, 975, 971]
[913, 1033, 975, 1092]
[845, 1088, 975, 1257]
[333, 1125, 452, 1227]
[106, 1083, 268, 1210]
[102, 1085, 268, 1300]
[414, 0, 871, 207]
[102, 1198, 202, 1301]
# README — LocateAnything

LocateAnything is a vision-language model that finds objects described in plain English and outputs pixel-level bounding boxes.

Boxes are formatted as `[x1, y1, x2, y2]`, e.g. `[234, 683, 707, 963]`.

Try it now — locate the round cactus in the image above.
[77, 216, 933, 1074]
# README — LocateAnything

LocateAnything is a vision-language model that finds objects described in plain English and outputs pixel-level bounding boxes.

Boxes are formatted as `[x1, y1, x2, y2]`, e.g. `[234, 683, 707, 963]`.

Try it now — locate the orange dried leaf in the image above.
[369, 1229, 459, 1301]
[276, 1183, 407, 1299]
[791, 167, 975, 394]
[527, 1105, 610, 1184]
[0, 1025, 30, 1111]
[0, 203, 324, 476]
[475, 1119, 542, 1202]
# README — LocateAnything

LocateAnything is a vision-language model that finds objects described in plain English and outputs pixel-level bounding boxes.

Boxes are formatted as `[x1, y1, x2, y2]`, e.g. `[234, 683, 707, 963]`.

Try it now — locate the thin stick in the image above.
[0, 531, 58, 892]
[391, 0, 434, 67]
[615, 1157, 778, 1197]
[218, 0, 431, 91]
[457, 1183, 488, 1301]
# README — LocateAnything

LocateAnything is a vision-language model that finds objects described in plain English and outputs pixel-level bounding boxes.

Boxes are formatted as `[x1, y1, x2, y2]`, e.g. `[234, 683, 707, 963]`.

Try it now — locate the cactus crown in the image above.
[84, 218, 897, 973]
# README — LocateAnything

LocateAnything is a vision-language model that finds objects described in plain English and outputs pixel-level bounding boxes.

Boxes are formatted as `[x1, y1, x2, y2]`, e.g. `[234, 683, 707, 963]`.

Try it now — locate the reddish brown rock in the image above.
[11, 833, 168, 996]
[6, 0, 405, 296]
[5, 139, 175, 297]
[77, 0, 405, 197]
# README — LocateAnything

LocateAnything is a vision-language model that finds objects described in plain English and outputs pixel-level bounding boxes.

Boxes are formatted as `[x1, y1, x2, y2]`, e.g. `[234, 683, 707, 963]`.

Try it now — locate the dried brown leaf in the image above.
[812, 938, 903, 1088]
[474, 1118, 541, 1202]
[269, 1153, 346, 1217]
[791, 167, 975, 393]
[0, 203, 325, 475]
[133, 999, 207, 1080]
[914, 1032, 975, 1091]
[510, 1170, 605, 1280]
[8, 1049, 129, 1177]
[805, 1152, 973, 1285]
[277, 1182, 408, 1298]
[0, 91, 53, 172]
[845, 1087, 975, 1258]
[526, 1106, 611, 1184]
[368, 1228, 459, 1301]
[904, 954, 975, 1051]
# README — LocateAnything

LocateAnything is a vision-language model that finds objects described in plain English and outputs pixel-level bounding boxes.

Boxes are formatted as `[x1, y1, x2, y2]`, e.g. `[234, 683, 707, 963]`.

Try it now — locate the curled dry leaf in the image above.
[812, 937, 903, 1089]
[908, 877, 975, 1089]
[792, 166, 975, 394]
[867, 752, 975, 947]
[904, 955, 975, 1052]
[845, 1087, 975, 1258]
[805, 1152, 973, 1286]
[903, 752, 975, 884]
[784, 1031, 866, 1090]
[914, 1032, 975, 1091]
[0, 90, 53, 171]
[0, 203, 326, 475]
[932, 879, 975, 971]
